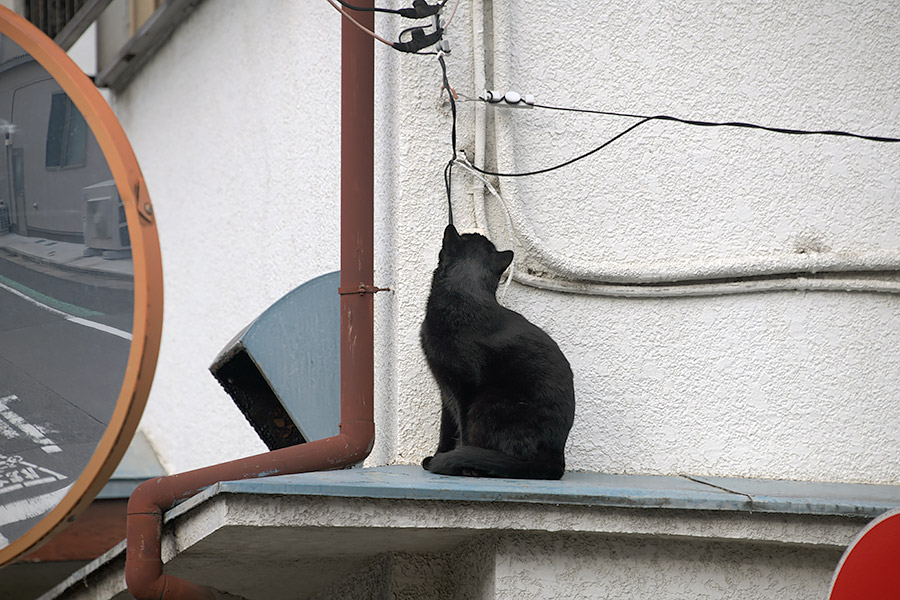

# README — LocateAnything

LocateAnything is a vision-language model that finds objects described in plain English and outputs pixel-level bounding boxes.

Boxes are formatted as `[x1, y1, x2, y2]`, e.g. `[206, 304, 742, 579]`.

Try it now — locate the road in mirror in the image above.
[0, 34, 133, 549]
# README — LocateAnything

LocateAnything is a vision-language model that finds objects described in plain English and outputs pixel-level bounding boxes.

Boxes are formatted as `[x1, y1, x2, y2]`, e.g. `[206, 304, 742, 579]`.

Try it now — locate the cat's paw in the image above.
[422, 456, 434, 470]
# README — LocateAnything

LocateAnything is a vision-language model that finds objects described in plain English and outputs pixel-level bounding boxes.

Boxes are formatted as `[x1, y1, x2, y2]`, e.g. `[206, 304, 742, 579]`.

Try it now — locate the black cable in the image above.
[438, 54, 457, 223]
[532, 103, 900, 144]
[467, 101, 900, 178]
[466, 117, 652, 178]
[327, 0, 446, 54]
[334, 0, 447, 18]
[444, 159, 454, 226]
[437, 55, 457, 156]
[333, 0, 405, 15]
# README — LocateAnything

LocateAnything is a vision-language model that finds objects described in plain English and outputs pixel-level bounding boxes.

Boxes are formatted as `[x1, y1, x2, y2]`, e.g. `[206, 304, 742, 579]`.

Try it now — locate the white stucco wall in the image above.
[380, 0, 900, 484]
[110, 0, 899, 484]
[111, 1, 343, 472]
[493, 533, 841, 600]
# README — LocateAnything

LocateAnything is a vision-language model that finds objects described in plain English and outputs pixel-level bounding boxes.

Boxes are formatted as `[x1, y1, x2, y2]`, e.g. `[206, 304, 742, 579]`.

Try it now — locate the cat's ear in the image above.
[494, 250, 514, 274]
[442, 224, 461, 251]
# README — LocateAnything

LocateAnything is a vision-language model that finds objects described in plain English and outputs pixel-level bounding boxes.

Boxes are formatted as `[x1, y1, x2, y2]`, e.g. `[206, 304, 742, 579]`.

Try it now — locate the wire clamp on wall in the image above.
[333, 0, 445, 19]
[401, 0, 444, 18]
[482, 89, 534, 108]
[393, 1, 450, 53]
[394, 25, 444, 53]
[338, 283, 392, 295]
[326, 0, 460, 54]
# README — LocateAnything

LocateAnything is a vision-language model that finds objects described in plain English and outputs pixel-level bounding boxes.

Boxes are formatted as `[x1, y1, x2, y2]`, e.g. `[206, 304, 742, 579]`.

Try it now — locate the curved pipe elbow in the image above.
[128, 476, 177, 516]
[125, 570, 215, 600]
[339, 421, 376, 460]
[125, 422, 374, 600]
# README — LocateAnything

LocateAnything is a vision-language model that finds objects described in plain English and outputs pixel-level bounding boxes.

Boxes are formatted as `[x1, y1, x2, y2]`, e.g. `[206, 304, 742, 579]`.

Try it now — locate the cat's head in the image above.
[437, 224, 513, 288]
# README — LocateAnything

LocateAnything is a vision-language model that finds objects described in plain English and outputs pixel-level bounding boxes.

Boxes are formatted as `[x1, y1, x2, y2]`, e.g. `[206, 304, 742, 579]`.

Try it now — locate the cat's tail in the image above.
[422, 446, 564, 480]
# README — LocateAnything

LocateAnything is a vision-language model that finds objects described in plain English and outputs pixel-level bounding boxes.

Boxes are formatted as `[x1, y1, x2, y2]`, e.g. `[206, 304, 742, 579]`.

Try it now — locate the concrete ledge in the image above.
[42, 466, 900, 600]
[175, 465, 900, 519]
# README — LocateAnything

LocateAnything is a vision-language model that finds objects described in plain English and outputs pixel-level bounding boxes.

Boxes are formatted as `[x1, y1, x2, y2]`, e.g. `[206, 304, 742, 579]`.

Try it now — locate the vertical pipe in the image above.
[125, 5, 377, 598]
[340, 0, 375, 444]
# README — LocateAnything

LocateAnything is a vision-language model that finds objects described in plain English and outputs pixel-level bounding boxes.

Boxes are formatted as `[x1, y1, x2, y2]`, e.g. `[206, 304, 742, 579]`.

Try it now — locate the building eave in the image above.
[94, 0, 205, 92]
[41, 466, 900, 599]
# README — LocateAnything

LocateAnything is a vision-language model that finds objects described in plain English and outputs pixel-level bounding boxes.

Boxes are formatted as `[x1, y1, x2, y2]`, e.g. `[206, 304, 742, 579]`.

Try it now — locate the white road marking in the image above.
[66, 316, 133, 341]
[0, 455, 66, 496]
[0, 476, 62, 495]
[0, 484, 73, 541]
[0, 279, 132, 341]
[0, 395, 63, 453]
[0, 416, 18, 439]
[24, 476, 62, 487]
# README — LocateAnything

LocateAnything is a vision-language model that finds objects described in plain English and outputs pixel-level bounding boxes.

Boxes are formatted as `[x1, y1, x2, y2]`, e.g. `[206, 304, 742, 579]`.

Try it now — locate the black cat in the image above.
[420, 224, 575, 480]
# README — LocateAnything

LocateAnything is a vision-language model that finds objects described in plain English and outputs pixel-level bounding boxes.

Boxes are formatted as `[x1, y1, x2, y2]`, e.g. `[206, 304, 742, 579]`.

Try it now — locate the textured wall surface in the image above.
[109, 0, 900, 485]
[383, 0, 900, 483]
[302, 533, 838, 600]
[488, 2, 900, 281]
[111, 1, 342, 472]
[494, 532, 841, 600]
[304, 534, 841, 600]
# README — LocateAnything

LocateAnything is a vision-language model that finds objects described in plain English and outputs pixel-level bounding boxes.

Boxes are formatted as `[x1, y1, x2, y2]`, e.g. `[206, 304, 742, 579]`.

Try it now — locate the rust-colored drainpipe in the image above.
[125, 5, 376, 599]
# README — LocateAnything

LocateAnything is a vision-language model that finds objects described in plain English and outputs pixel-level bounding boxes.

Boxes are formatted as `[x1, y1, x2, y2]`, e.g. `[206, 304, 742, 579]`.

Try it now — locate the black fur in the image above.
[420, 224, 576, 480]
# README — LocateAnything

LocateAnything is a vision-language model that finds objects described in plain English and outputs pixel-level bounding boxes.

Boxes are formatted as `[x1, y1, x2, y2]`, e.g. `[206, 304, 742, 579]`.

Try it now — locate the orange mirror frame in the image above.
[0, 6, 162, 566]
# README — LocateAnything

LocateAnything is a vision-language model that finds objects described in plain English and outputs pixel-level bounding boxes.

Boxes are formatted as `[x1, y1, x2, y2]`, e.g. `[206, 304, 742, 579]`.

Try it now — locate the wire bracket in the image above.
[483, 90, 535, 108]
[339, 283, 392, 295]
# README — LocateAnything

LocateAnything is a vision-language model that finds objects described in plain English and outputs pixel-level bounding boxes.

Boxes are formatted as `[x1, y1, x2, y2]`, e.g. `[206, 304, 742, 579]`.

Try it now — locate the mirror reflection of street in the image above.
[0, 241, 133, 547]
[0, 32, 136, 549]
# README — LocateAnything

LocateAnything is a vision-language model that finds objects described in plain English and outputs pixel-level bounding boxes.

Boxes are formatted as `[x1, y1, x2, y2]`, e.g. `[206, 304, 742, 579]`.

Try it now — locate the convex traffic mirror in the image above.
[0, 7, 162, 565]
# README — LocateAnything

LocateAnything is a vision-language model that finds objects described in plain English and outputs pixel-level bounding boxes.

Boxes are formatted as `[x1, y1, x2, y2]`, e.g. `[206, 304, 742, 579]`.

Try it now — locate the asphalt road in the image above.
[0, 254, 133, 548]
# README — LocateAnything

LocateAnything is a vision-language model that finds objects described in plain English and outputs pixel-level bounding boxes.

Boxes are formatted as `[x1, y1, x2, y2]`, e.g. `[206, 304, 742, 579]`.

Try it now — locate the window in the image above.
[16, 0, 196, 90]
[22, 0, 88, 39]
[45, 92, 86, 168]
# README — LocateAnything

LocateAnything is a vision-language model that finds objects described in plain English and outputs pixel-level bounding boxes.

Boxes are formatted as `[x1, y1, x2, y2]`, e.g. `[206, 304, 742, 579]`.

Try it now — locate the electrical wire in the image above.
[332, 0, 417, 16]
[443, 0, 463, 30]
[325, 0, 394, 47]
[438, 52, 458, 224]
[465, 117, 652, 178]
[438, 55, 458, 157]
[454, 155, 517, 301]
[443, 160, 454, 226]
[532, 103, 900, 143]
[460, 3, 900, 298]
[467, 99, 900, 178]
[334, 0, 452, 17]
[327, 0, 460, 220]
[325, 0, 452, 54]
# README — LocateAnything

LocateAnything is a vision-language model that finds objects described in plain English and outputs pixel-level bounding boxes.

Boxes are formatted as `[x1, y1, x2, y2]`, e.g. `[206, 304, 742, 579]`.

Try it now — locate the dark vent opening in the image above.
[210, 348, 307, 450]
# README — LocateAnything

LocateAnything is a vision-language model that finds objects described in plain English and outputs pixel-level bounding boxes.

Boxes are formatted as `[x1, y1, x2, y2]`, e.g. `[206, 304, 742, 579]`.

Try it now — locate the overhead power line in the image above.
[464, 98, 900, 178]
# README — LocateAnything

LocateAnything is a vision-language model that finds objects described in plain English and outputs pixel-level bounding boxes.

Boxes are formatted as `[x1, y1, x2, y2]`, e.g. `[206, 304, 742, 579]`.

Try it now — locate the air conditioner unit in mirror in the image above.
[82, 179, 130, 259]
